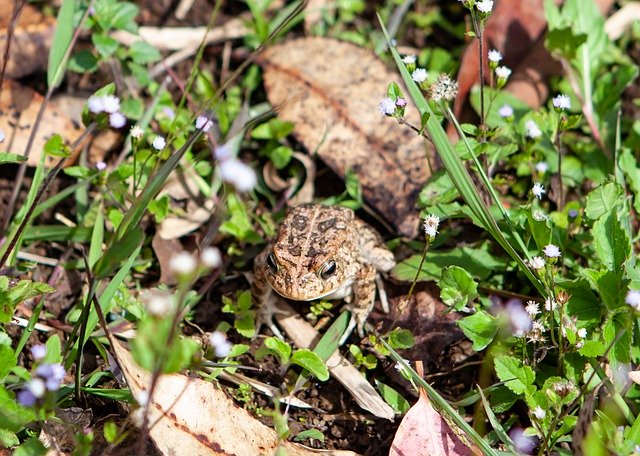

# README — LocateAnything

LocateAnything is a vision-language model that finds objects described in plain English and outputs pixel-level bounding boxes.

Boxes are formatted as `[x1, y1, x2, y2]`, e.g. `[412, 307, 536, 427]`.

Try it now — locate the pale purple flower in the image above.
[17, 389, 37, 407]
[35, 363, 65, 391]
[626, 289, 640, 310]
[509, 428, 537, 454]
[30, 344, 46, 360]
[532, 406, 546, 420]
[100, 95, 121, 114]
[87, 96, 103, 113]
[379, 97, 396, 116]
[219, 158, 257, 192]
[552, 93, 571, 111]
[109, 112, 127, 129]
[196, 115, 213, 132]
[543, 244, 561, 258]
[152, 136, 166, 151]
[162, 107, 175, 120]
[96, 161, 107, 171]
[210, 331, 232, 357]
[395, 97, 407, 107]
[498, 104, 513, 118]
[506, 299, 533, 335]
[214, 144, 233, 161]
[535, 162, 549, 173]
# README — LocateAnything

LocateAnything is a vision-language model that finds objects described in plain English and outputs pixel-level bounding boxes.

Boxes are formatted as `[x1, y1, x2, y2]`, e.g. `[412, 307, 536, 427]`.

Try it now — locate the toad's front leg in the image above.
[341, 264, 377, 344]
[251, 249, 286, 339]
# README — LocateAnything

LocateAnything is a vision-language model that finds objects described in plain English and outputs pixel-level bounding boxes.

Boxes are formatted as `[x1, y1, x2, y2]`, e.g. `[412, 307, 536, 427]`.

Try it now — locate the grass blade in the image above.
[47, 0, 76, 88]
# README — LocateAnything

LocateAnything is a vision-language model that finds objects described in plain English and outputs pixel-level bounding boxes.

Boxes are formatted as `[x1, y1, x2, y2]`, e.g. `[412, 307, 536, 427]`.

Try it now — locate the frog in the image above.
[252, 203, 396, 341]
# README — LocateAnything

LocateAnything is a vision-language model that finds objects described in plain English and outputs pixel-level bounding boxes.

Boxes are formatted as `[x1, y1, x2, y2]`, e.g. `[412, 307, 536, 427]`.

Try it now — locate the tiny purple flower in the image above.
[379, 97, 396, 116]
[101, 95, 121, 114]
[87, 96, 103, 114]
[162, 107, 175, 120]
[109, 112, 127, 129]
[552, 93, 571, 111]
[395, 97, 407, 107]
[196, 115, 213, 132]
[30, 344, 46, 361]
[17, 389, 37, 407]
[96, 161, 107, 171]
[498, 104, 513, 118]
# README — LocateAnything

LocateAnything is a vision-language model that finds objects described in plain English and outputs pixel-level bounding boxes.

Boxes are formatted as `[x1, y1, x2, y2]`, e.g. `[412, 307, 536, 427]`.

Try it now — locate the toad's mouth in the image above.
[268, 280, 352, 302]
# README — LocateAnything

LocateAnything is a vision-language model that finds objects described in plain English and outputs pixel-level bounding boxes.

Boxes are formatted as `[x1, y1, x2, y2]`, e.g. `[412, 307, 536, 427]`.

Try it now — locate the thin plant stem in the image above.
[555, 130, 565, 210]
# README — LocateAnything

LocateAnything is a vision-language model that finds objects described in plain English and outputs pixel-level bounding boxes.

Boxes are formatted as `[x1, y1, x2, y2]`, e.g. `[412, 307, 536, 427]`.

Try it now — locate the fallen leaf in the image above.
[0, 0, 55, 79]
[389, 367, 479, 456]
[0, 79, 82, 166]
[260, 37, 432, 238]
[112, 340, 362, 456]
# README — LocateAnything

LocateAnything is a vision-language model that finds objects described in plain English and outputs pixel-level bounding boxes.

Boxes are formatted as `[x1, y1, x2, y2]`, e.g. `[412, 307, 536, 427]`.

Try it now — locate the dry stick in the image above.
[0, 124, 96, 271]
[1, 1, 93, 234]
[0, 0, 26, 97]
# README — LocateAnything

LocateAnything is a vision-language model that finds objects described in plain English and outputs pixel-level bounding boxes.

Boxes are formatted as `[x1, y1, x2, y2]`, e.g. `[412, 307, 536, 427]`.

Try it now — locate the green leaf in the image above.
[584, 181, 623, 220]
[44, 334, 63, 364]
[592, 211, 631, 272]
[120, 97, 144, 120]
[67, 50, 98, 73]
[13, 437, 47, 456]
[251, 118, 294, 140]
[0, 277, 55, 324]
[457, 310, 497, 351]
[268, 145, 293, 169]
[581, 268, 623, 310]
[294, 429, 325, 443]
[103, 421, 119, 443]
[291, 349, 329, 381]
[129, 41, 161, 64]
[392, 243, 506, 282]
[92, 33, 119, 58]
[494, 355, 535, 395]
[388, 328, 414, 349]
[0, 153, 26, 164]
[0, 428, 19, 447]
[0, 345, 15, 381]
[264, 337, 291, 364]
[43, 134, 70, 158]
[375, 380, 410, 414]
[386, 82, 403, 100]
[92, 227, 144, 280]
[438, 266, 478, 310]
[545, 27, 587, 60]
[47, 0, 76, 88]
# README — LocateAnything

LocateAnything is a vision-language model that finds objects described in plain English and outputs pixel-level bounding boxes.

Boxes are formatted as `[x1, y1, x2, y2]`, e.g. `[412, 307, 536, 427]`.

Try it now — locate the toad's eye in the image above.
[266, 251, 278, 273]
[319, 260, 336, 280]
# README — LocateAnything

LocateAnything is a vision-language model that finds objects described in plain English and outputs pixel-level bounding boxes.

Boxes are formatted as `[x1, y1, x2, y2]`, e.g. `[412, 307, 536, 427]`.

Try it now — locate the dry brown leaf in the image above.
[605, 2, 640, 40]
[260, 37, 431, 238]
[41, 407, 92, 456]
[111, 340, 361, 456]
[263, 152, 316, 205]
[274, 300, 396, 420]
[0, 0, 55, 79]
[0, 79, 82, 166]
[389, 376, 479, 456]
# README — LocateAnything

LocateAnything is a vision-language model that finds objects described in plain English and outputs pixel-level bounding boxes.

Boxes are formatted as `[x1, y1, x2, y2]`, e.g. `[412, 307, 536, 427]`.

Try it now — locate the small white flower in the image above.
[96, 161, 107, 171]
[423, 214, 440, 238]
[488, 49, 502, 62]
[513, 329, 525, 338]
[169, 251, 197, 275]
[532, 210, 548, 222]
[402, 55, 416, 65]
[379, 97, 397, 116]
[87, 96, 103, 113]
[130, 125, 144, 139]
[577, 328, 587, 338]
[626, 289, 640, 310]
[531, 321, 546, 333]
[476, 0, 494, 13]
[495, 66, 511, 79]
[214, 144, 233, 161]
[144, 290, 175, 317]
[544, 297, 557, 311]
[498, 104, 513, 118]
[196, 115, 213, 131]
[28, 378, 46, 398]
[209, 331, 232, 357]
[136, 389, 149, 406]
[152, 135, 166, 151]
[411, 68, 428, 83]
[394, 358, 411, 373]
[552, 93, 571, 110]
[219, 158, 257, 192]
[535, 162, 549, 174]
[201, 247, 222, 268]
[543, 244, 561, 258]
[525, 301, 540, 317]
[109, 112, 127, 129]
[101, 95, 121, 114]
[531, 182, 545, 199]
[529, 256, 546, 270]
[525, 120, 542, 139]
[532, 406, 546, 420]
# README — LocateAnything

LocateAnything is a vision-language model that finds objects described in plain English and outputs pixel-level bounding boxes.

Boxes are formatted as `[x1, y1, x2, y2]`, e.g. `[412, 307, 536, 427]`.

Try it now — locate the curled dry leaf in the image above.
[260, 37, 432, 238]
[111, 340, 361, 456]
[0, 80, 82, 166]
[389, 377, 479, 456]
[0, 0, 55, 79]
[263, 152, 316, 205]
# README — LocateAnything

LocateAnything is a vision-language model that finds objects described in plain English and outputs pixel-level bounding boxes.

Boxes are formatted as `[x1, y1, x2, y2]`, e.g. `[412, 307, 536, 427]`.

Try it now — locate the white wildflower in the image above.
[543, 244, 561, 258]
[201, 247, 222, 268]
[169, 251, 197, 275]
[411, 68, 428, 83]
[552, 93, 571, 111]
[152, 135, 166, 151]
[531, 182, 545, 199]
[525, 120, 542, 139]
